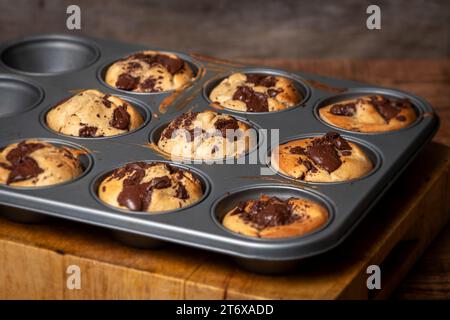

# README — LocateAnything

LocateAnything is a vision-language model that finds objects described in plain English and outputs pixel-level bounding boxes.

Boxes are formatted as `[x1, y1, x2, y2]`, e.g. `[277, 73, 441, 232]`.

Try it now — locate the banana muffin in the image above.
[0, 140, 83, 187]
[46, 89, 144, 137]
[271, 132, 373, 182]
[98, 162, 203, 212]
[105, 50, 194, 93]
[157, 110, 254, 160]
[222, 195, 328, 239]
[209, 73, 302, 112]
[319, 95, 417, 132]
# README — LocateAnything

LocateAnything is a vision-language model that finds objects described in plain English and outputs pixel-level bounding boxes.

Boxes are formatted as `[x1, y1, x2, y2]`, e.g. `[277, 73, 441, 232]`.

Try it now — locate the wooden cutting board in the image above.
[0, 142, 449, 300]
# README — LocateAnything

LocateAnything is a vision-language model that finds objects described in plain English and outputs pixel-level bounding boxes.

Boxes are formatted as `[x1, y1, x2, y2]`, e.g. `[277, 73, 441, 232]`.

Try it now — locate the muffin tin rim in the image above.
[201, 67, 311, 115]
[0, 137, 95, 191]
[0, 34, 101, 76]
[89, 159, 212, 216]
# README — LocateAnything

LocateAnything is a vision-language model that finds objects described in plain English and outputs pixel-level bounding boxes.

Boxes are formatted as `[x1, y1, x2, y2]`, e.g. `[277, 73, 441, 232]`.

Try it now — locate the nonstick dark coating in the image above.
[0, 34, 439, 273]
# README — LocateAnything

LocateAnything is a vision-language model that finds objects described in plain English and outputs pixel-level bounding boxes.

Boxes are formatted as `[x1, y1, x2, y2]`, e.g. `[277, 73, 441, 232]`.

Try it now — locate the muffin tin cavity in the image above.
[314, 88, 422, 134]
[0, 138, 94, 190]
[203, 68, 310, 114]
[0, 76, 43, 117]
[91, 160, 211, 214]
[41, 94, 151, 139]
[212, 185, 333, 240]
[268, 133, 382, 184]
[98, 51, 201, 95]
[1, 36, 99, 74]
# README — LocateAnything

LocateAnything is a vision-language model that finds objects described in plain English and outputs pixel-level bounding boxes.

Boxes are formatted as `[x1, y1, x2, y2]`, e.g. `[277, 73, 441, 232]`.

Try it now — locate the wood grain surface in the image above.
[0, 142, 448, 299]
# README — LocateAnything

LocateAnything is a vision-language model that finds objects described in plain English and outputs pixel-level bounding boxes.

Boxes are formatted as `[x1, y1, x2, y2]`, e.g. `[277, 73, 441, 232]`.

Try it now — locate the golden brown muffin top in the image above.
[46, 89, 144, 137]
[319, 95, 417, 132]
[157, 110, 254, 160]
[105, 50, 194, 93]
[222, 194, 328, 238]
[209, 73, 302, 112]
[0, 140, 83, 187]
[271, 132, 373, 183]
[98, 162, 203, 212]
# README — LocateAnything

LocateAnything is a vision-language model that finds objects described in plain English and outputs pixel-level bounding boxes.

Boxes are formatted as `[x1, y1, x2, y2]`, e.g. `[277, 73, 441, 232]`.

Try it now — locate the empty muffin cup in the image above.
[1, 35, 99, 74]
[0, 76, 43, 117]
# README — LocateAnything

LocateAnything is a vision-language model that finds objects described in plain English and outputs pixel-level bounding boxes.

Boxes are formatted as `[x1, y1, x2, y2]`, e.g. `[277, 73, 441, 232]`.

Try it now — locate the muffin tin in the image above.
[0, 34, 439, 274]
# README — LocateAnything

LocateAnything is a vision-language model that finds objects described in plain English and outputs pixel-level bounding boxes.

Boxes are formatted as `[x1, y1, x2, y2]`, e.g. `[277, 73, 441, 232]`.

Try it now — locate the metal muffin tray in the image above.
[0, 34, 439, 274]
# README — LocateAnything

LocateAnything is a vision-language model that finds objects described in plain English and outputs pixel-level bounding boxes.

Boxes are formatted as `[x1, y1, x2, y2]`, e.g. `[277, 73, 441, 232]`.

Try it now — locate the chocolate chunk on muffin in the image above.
[46, 89, 144, 138]
[105, 51, 194, 93]
[98, 162, 203, 212]
[319, 95, 417, 132]
[157, 110, 254, 160]
[209, 73, 302, 112]
[222, 195, 328, 238]
[0, 140, 83, 187]
[271, 132, 373, 182]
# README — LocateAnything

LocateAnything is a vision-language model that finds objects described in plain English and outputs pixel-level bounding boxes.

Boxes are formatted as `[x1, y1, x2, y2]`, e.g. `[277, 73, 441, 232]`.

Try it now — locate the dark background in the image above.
[0, 0, 448, 59]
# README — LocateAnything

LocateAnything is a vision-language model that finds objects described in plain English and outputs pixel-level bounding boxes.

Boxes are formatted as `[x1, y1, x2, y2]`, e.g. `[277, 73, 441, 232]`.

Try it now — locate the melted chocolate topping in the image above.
[330, 102, 356, 116]
[304, 132, 352, 173]
[231, 196, 299, 230]
[289, 146, 306, 155]
[232, 86, 268, 112]
[140, 76, 158, 92]
[102, 94, 112, 108]
[0, 141, 45, 184]
[246, 74, 277, 87]
[112, 162, 192, 211]
[116, 73, 140, 91]
[130, 53, 185, 75]
[214, 118, 240, 139]
[369, 96, 411, 122]
[79, 126, 98, 137]
[110, 105, 130, 130]
[162, 111, 198, 139]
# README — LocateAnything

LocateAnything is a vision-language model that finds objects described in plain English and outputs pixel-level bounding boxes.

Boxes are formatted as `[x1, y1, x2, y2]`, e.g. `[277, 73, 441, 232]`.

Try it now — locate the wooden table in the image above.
[0, 59, 448, 299]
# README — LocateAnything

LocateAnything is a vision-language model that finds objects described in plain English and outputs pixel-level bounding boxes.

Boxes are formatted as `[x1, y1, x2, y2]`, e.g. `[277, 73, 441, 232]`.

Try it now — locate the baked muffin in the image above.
[157, 110, 254, 160]
[222, 195, 328, 238]
[319, 95, 417, 132]
[0, 140, 83, 187]
[46, 90, 144, 138]
[105, 51, 194, 93]
[98, 162, 203, 212]
[271, 132, 373, 182]
[209, 73, 302, 112]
